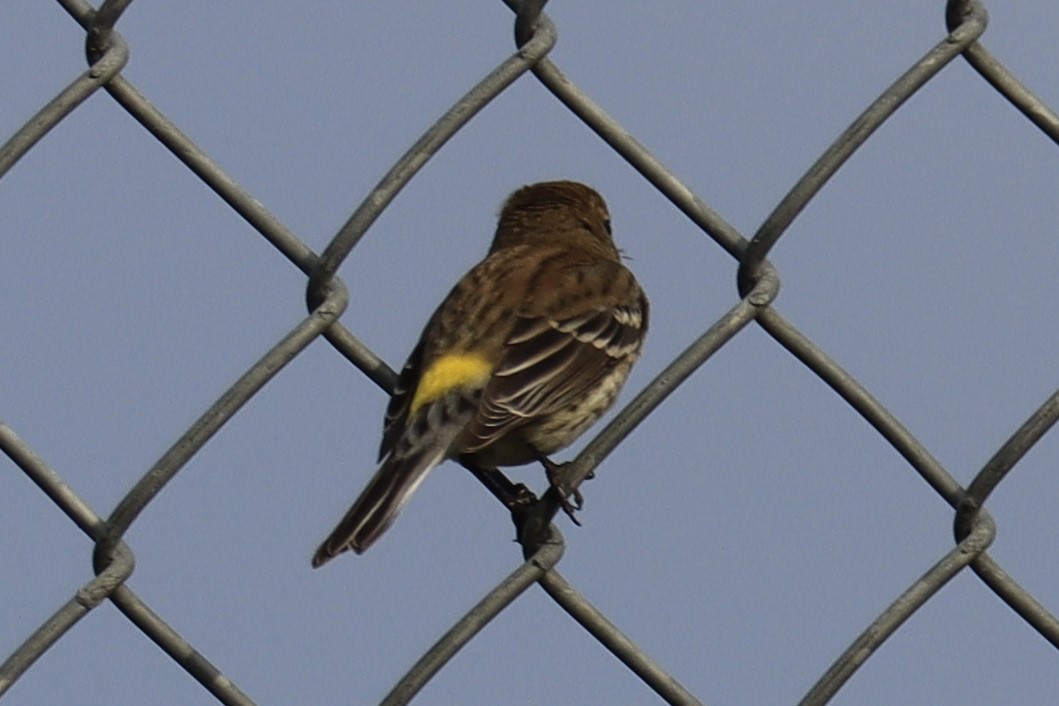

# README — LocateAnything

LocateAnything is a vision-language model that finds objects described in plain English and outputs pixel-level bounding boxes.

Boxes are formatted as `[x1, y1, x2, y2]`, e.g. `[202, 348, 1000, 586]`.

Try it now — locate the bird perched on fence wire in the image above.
[312, 180, 648, 566]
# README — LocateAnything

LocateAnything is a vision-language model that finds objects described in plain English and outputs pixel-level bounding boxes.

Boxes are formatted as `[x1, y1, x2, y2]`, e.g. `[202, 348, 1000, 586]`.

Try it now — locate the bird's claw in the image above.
[542, 457, 583, 526]
[558, 488, 583, 526]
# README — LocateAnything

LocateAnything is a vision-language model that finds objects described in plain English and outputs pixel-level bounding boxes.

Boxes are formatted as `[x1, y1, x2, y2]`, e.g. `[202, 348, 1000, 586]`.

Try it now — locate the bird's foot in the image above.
[507, 482, 537, 510]
[541, 457, 583, 526]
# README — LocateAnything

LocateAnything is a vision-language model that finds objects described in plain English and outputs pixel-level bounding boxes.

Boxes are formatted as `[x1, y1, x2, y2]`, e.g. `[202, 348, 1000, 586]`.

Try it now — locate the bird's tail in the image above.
[311, 444, 446, 566]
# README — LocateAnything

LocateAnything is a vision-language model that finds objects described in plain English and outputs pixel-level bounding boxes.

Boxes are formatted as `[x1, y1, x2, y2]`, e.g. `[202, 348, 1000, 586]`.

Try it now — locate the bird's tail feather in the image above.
[313, 387, 480, 566]
[311, 445, 446, 567]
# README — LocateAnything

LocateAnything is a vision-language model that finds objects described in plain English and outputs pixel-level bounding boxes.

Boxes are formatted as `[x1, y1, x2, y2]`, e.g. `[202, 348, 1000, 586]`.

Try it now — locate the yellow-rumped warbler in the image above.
[312, 180, 648, 566]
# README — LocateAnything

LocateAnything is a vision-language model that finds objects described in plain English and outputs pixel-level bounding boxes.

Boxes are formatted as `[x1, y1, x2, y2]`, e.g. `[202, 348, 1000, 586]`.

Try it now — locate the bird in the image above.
[311, 180, 648, 566]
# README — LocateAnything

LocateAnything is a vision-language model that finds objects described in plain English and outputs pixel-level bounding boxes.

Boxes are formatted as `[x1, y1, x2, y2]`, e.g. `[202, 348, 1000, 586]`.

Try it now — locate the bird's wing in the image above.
[378, 339, 425, 462]
[463, 288, 646, 453]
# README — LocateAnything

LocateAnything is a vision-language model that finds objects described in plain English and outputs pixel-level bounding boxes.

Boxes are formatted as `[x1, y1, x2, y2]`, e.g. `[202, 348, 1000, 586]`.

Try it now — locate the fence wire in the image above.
[3, 0, 1058, 704]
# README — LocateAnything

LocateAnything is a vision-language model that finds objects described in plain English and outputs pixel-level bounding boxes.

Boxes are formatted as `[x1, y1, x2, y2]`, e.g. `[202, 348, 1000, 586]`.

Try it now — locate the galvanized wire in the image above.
[2, 0, 1058, 704]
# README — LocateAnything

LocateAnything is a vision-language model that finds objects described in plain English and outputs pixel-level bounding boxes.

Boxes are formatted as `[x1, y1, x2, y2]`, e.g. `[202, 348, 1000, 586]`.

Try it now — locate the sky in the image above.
[3, 2, 1059, 705]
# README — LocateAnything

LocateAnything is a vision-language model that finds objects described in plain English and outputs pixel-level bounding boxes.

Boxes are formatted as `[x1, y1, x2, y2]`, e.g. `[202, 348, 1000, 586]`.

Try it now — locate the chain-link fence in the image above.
[3, 0, 1059, 704]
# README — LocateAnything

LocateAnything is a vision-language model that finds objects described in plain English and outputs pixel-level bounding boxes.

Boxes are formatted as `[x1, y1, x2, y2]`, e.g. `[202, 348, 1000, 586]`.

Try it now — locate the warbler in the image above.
[312, 180, 648, 566]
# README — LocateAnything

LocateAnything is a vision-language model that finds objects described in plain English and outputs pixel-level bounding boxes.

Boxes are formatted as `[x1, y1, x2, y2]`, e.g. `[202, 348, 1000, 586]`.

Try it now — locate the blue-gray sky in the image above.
[3, 2, 1059, 704]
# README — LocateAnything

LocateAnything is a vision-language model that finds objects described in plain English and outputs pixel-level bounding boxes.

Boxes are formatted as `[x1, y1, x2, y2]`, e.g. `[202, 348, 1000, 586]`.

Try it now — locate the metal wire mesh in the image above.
[3, 0, 1058, 704]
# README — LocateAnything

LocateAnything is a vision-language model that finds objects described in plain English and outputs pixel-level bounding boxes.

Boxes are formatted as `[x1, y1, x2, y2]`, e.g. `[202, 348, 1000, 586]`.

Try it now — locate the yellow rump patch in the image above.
[410, 353, 492, 415]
